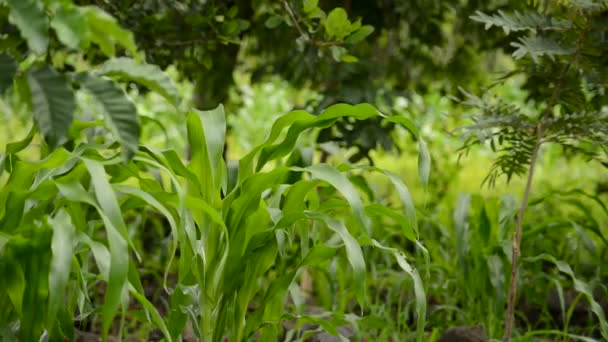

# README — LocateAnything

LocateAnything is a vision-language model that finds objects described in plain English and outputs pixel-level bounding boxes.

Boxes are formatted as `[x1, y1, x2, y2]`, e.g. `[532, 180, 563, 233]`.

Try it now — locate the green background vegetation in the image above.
[1, 0, 607, 341]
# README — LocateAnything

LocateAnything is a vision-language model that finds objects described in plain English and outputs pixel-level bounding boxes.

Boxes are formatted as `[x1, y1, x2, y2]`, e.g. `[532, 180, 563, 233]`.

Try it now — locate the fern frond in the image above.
[470, 10, 571, 35]
[511, 35, 575, 62]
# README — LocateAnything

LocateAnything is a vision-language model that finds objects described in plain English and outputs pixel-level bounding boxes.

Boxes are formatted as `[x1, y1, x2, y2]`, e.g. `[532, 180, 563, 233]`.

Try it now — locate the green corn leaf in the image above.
[257, 103, 378, 170]
[75, 72, 140, 161]
[369, 239, 426, 342]
[187, 105, 226, 202]
[304, 211, 366, 305]
[244, 103, 379, 180]
[418, 138, 430, 190]
[526, 254, 608, 340]
[80, 6, 138, 57]
[98, 57, 180, 106]
[383, 115, 419, 138]
[47, 209, 75, 333]
[349, 165, 418, 239]
[27, 66, 76, 149]
[82, 159, 132, 340]
[298, 164, 371, 234]
[0, 53, 18, 94]
[4, 0, 49, 54]
[130, 286, 173, 342]
[365, 203, 416, 241]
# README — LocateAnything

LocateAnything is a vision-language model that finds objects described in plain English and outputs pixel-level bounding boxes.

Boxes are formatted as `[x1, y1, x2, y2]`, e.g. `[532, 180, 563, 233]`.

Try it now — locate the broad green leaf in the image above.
[82, 159, 130, 340]
[301, 244, 338, 266]
[345, 25, 374, 44]
[130, 286, 173, 342]
[114, 184, 181, 288]
[382, 169, 418, 238]
[76, 73, 140, 160]
[5, 0, 49, 54]
[47, 209, 75, 332]
[0, 53, 17, 94]
[187, 105, 226, 202]
[369, 239, 426, 342]
[2, 261, 26, 315]
[98, 57, 180, 106]
[340, 165, 419, 241]
[27, 66, 76, 148]
[249, 103, 379, 176]
[383, 115, 419, 138]
[50, 3, 87, 49]
[299, 164, 371, 233]
[305, 211, 366, 304]
[81, 6, 138, 57]
[324, 8, 352, 40]
[418, 138, 430, 190]
[365, 203, 416, 241]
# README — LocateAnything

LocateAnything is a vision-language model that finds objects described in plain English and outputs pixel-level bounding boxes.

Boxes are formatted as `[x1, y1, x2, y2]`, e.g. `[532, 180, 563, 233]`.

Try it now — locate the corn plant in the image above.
[0, 98, 432, 341]
[0, 0, 435, 340]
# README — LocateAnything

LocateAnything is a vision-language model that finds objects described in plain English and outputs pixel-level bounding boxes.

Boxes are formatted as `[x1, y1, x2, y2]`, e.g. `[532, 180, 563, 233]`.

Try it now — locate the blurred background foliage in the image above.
[2, 0, 608, 340]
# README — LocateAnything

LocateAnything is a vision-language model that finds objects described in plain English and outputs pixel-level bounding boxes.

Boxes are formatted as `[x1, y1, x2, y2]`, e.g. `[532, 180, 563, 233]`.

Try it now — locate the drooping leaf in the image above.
[47, 209, 75, 333]
[75, 72, 140, 160]
[304, 211, 367, 305]
[5, 0, 49, 54]
[0, 53, 18, 94]
[50, 3, 88, 49]
[300, 164, 371, 233]
[5, 124, 37, 154]
[369, 239, 426, 342]
[27, 66, 76, 148]
[82, 159, 132, 340]
[98, 57, 180, 106]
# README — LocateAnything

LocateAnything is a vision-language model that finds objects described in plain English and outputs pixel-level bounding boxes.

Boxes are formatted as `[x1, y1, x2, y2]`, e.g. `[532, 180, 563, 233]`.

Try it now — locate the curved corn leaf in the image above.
[5, 0, 49, 54]
[27, 66, 76, 148]
[525, 254, 608, 340]
[418, 138, 430, 190]
[187, 105, 226, 202]
[239, 103, 379, 181]
[298, 164, 371, 233]
[0, 53, 18, 94]
[47, 209, 75, 334]
[98, 57, 180, 106]
[76, 72, 140, 160]
[368, 239, 426, 342]
[82, 159, 131, 340]
[304, 211, 367, 305]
